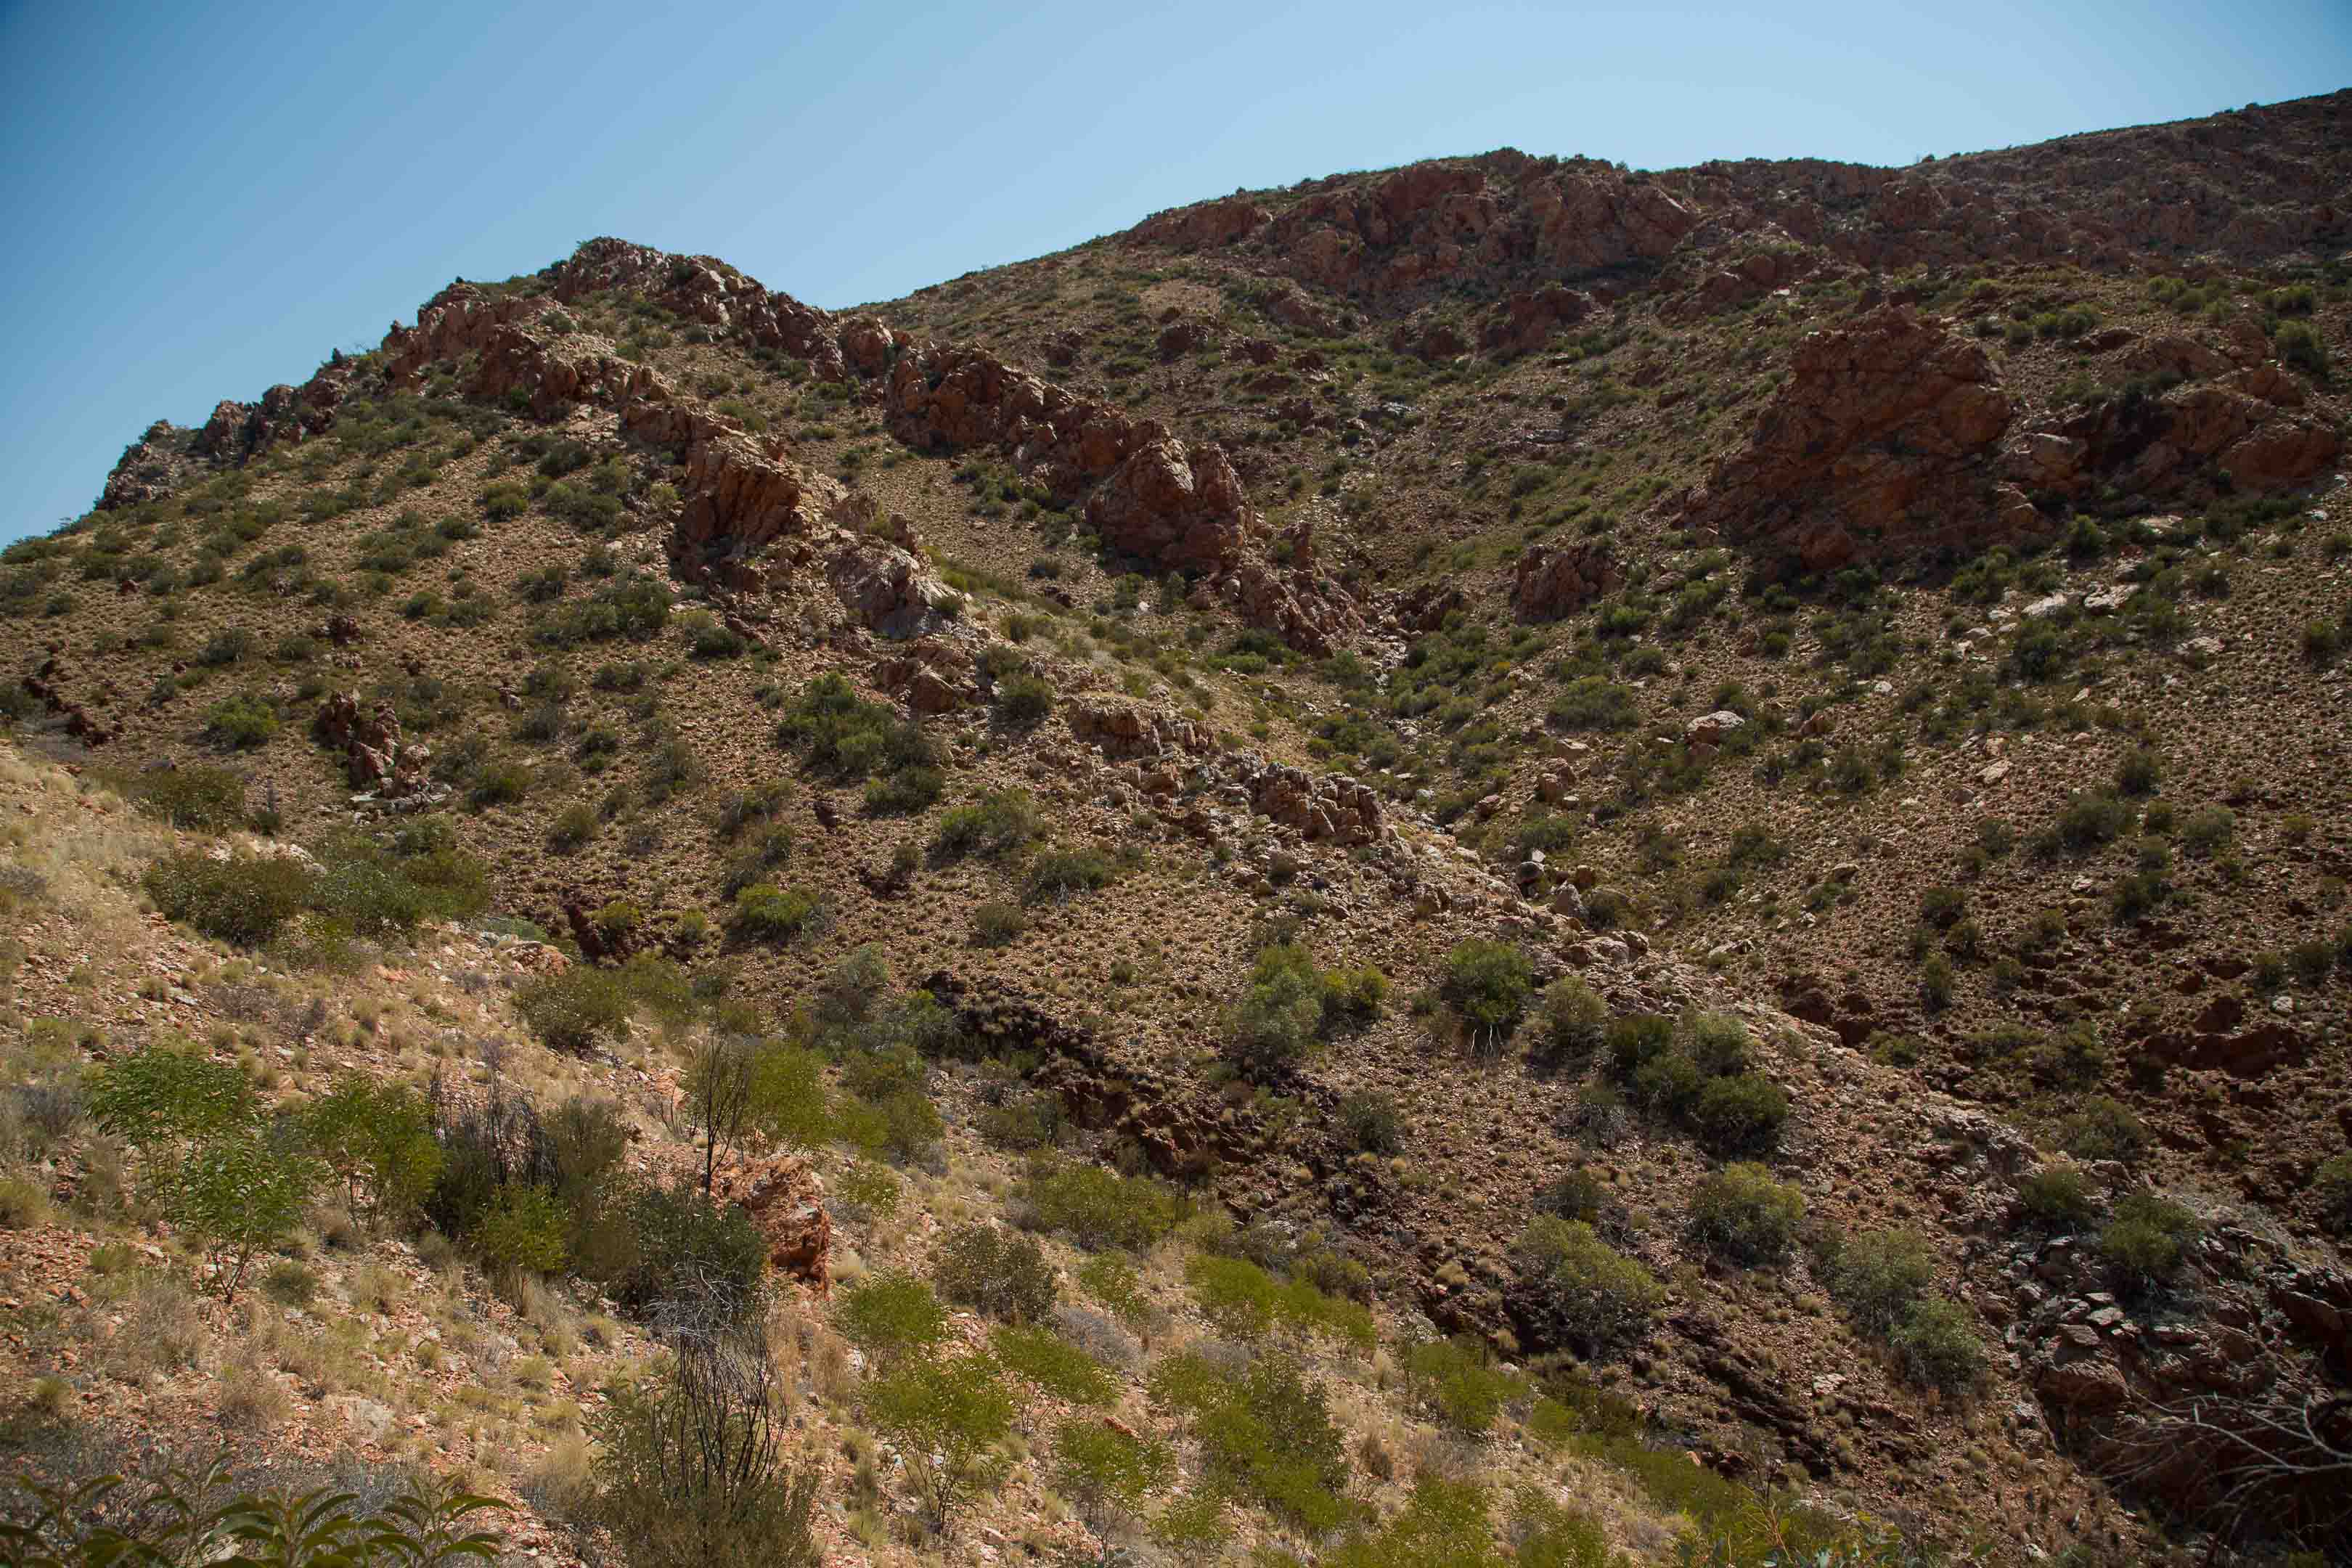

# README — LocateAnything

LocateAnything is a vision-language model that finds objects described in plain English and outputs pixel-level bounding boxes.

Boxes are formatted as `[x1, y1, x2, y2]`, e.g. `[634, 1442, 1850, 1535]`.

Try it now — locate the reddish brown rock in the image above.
[1683, 306, 2020, 568]
[1511, 542, 1620, 622]
[723, 1154, 831, 1297]
[826, 537, 958, 638]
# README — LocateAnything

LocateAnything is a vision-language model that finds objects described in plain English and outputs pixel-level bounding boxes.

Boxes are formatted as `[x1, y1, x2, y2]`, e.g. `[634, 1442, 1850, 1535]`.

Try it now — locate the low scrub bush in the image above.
[1401, 1337, 1527, 1434]
[932, 1222, 1057, 1323]
[1440, 938, 1534, 1054]
[931, 788, 1041, 859]
[989, 1322, 1118, 1405]
[2099, 1191, 2200, 1293]
[835, 1270, 950, 1366]
[1511, 1216, 1663, 1357]
[1686, 1161, 1804, 1265]
[1147, 1350, 1351, 1534]
[1018, 1157, 1182, 1251]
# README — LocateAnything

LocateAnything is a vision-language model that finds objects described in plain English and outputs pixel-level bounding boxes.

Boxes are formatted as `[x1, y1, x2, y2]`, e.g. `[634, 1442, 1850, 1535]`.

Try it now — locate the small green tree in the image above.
[173, 1130, 319, 1302]
[866, 1352, 1018, 1532]
[1053, 1418, 1175, 1534]
[1440, 939, 1534, 1055]
[836, 1270, 950, 1367]
[301, 1076, 442, 1227]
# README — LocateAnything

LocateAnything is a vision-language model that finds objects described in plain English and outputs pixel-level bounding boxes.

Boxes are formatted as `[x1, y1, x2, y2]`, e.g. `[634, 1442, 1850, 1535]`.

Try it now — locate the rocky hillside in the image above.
[4, 89, 2350, 1567]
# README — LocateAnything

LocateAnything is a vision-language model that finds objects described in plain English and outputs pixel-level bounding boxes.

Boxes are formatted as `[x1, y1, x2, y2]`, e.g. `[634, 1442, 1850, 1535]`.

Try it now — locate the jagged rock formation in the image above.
[1511, 541, 1619, 621]
[311, 691, 430, 798]
[1681, 306, 2018, 571]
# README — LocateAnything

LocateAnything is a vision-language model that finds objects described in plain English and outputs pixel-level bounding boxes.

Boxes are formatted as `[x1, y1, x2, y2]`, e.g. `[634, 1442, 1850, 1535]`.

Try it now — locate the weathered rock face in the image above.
[2001, 356, 2340, 502]
[1511, 542, 1619, 621]
[1063, 695, 1213, 760]
[311, 692, 429, 796]
[720, 1154, 831, 1297]
[1230, 754, 1383, 846]
[826, 537, 957, 639]
[1086, 438, 1251, 574]
[922, 972, 1257, 1178]
[1683, 306, 2021, 570]
[96, 420, 201, 510]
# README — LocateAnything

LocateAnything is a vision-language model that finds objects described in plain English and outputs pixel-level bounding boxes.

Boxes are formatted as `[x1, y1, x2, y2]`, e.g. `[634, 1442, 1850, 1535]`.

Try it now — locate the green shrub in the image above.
[1824, 1229, 1935, 1336]
[933, 1222, 1057, 1323]
[1325, 1476, 1505, 1568]
[1053, 1416, 1175, 1532]
[730, 883, 826, 942]
[862, 765, 942, 815]
[203, 692, 278, 748]
[591, 1329, 822, 1568]
[1441, 939, 1534, 1052]
[1689, 1072, 1790, 1156]
[931, 788, 1041, 859]
[836, 1270, 950, 1366]
[467, 761, 533, 809]
[1887, 1296, 1984, 1393]
[2057, 791, 2131, 850]
[1023, 846, 1115, 904]
[2275, 317, 2329, 377]
[301, 1076, 442, 1225]
[1550, 677, 1638, 730]
[142, 852, 313, 946]
[613, 1182, 767, 1321]
[87, 1043, 254, 1154]
[534, 574, 671, 645]
[2099, 1191, 2200, 1292]
[513, 965, 631, 1053]
[1512, 1216, 1662, 1355]
[128, 764, 246, 828]
[1148, 1350, 1350, 1534]
[1686, 1161, 1804, 1264]
[1339, 1090, 1402, 1154]
[995, 671, 1055, 726]
[1531, 977, 1608, 1064]
[776, 673, 933, 780]
[470, 1184, 568, 1275]
[2179, 802, 2236, 855]
[2056, 1095, 2148, 1163]
[1018, 1158, 1181, 1251]
[1224, 945, 1326, 1079]
[2116, 748, 2163, 796]
[2016, 1164, 2101, 1229]
[865, 1351, 1018, 1530]
[970, 899, 1026, 946]
[171, 1129, 323, 1300]
[1401, 1337, 1527, 1434]
[990, 1323, 1118, 1405]
[2314, 1153, 2352, 1235]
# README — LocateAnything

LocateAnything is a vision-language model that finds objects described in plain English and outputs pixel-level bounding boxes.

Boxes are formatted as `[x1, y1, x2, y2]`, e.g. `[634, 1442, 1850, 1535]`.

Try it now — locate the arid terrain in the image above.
[3, 87, 2348, 1567]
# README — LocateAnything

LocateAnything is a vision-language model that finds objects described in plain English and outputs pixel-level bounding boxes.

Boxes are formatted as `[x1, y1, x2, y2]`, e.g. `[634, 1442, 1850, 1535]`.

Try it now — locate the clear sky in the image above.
[1, 0, 2345, 545]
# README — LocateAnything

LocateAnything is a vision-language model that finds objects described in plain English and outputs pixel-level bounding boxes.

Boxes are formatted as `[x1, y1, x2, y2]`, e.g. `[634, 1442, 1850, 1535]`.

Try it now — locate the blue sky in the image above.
[1, 0, 2345, 545]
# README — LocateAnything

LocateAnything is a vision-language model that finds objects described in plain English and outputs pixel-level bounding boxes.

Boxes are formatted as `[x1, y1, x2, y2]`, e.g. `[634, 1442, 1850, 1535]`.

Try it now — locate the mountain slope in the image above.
[4, 88, 2351, 1567]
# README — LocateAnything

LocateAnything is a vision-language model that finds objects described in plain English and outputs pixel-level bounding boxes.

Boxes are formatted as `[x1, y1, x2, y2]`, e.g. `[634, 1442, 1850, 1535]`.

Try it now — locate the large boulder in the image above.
[827, 539, 958, 638]
[1085, 438, 1253, 575]
[1512, 542, 1619, 622]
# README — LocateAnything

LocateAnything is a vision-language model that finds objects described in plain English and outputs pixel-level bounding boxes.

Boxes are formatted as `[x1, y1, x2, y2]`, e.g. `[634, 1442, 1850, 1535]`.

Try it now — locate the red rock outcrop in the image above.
[1683, 306, 2021, 570]
[311, 692, 429, 796]
[1511, 542, 1620, 622]
[720, 1154, 831, 1297]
